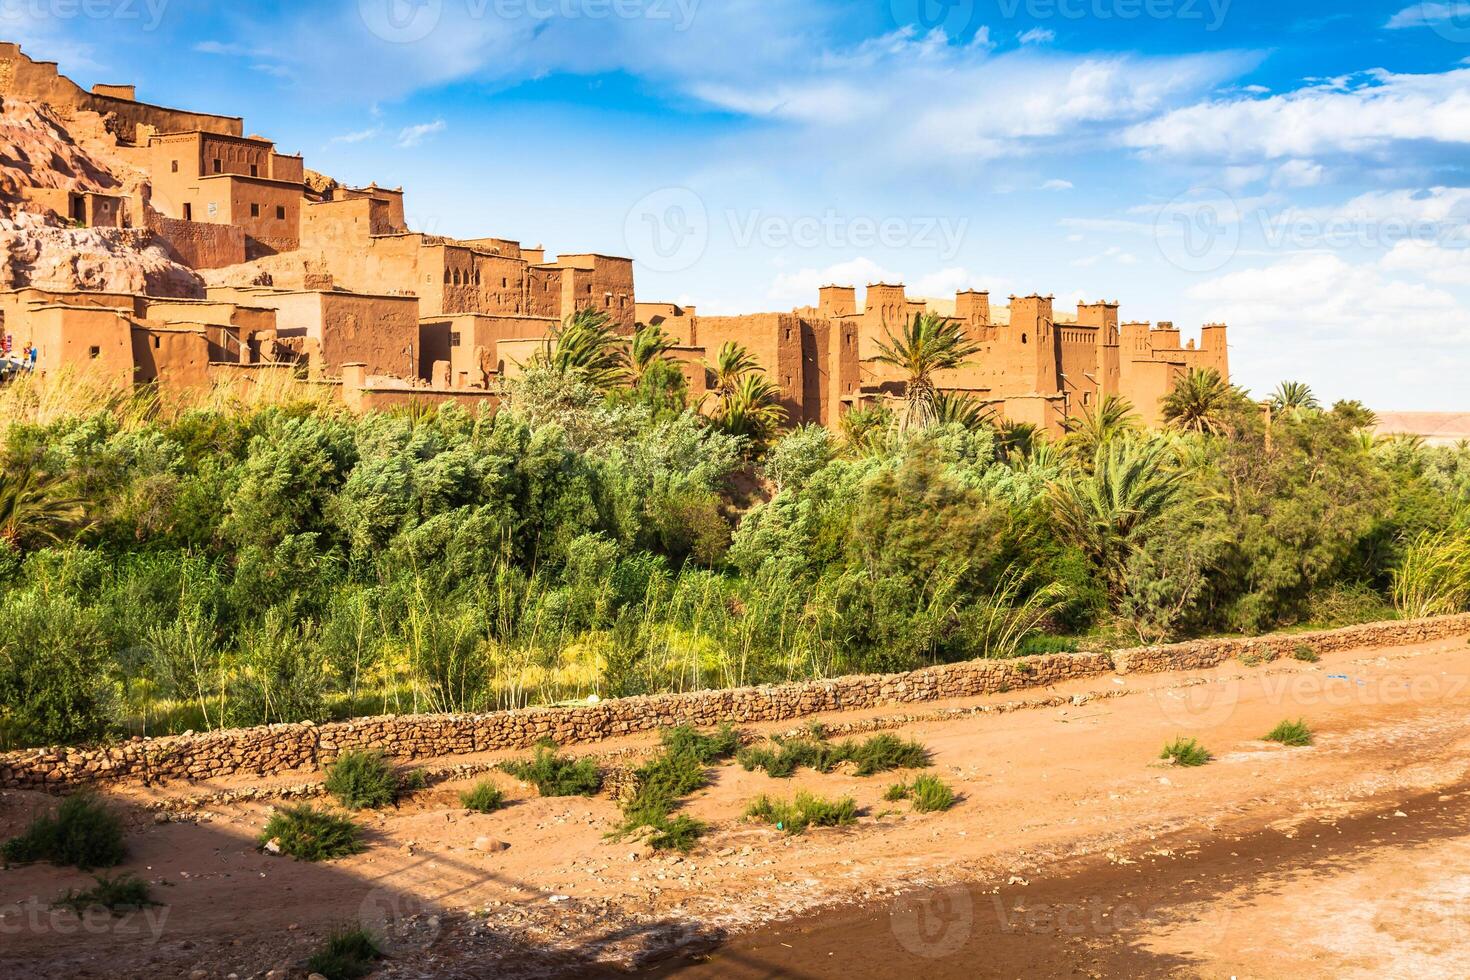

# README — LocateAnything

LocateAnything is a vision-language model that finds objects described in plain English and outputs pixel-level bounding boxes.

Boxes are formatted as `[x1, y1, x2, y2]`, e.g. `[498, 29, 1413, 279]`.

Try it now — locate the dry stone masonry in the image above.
[3, 613, 1468, 792]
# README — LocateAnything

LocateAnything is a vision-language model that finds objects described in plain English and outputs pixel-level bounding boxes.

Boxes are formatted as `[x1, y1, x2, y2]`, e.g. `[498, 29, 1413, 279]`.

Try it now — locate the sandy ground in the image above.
[2, 634, 1468, 979]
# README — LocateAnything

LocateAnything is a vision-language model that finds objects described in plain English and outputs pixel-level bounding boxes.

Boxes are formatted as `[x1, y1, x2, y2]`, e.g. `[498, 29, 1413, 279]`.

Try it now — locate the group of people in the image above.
[1, 338, 38, 379]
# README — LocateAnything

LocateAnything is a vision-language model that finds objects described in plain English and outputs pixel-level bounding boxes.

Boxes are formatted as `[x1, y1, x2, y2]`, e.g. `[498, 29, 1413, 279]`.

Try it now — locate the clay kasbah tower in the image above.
[0, 42, 1227, 432]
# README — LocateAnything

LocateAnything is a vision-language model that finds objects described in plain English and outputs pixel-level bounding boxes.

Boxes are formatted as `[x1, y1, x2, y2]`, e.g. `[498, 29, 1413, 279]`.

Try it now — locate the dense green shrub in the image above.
[460, 781, 505, 813]
[1160, 737, 1212, 768]
[2, 794, 125, 870]
[745, 792, 858, 834]
[54, 873, 156, 915]
[324, 750, 401, 810]
[0, 371, 1465, 750]
[502, 741, 602, 797]
[739, 731, 930, 778]
[886, 774, 957, 813]
[306, 925, 381, 980]
[259, 805, 364, 862]
[1265, 719, 1314, 747]
[615, 724, 741, 851]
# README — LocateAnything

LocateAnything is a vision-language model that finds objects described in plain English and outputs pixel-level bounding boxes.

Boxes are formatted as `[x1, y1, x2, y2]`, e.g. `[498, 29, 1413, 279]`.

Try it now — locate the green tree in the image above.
[872, 313, 981, 433]
[1269, 381, 1320, 415]
[1050, 438, 1190, 602]
[1062, 395, 1139, 463]
[0, 466, 87, 550]
[1162, 368, 1239, 436]
[536, 308, 628, 391]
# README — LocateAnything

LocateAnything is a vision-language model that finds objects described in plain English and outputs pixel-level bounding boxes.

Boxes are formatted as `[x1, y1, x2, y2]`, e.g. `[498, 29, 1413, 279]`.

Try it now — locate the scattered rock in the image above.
[473, 837, 509, 853]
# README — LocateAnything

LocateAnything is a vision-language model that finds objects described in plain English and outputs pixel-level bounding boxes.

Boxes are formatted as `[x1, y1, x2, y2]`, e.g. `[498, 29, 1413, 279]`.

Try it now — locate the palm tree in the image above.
[626, 323, 677, 386]
[1269, 380, 1320, 415]
[1162, 368, 1236, 436]
[0, 466, 87, 549]
[995, 421, 1042, 463]
[1062, 395, 1140, 461]
[873, 312, 982, 433]
[932, 391, 995, 431]
[707, 341, 762, 399]
[536, 308, 627, 390]
[713, 372, 788, 441]
[1050, 438, 1188, 602]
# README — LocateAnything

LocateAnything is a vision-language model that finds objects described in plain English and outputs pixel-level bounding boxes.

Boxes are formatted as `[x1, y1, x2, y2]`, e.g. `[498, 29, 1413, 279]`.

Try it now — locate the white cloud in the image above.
[1271, 159, 1324, 188]
[1073, 245, 1139, 268]
[1041, 179, 1074, 191]
[1385, 3, 1470, 28]
[396, 120, 446, 148]
[1017, 28, 1056, 45]
[195, 41, 271, 57]
[1187, 251, 1470, 408]
[332, 127, 382, 145]
[767, 257, 895, 309]
[1382, 240, 1470, 285]
[693, 31, 1249, 163]
[1125, 68, 1470, 163]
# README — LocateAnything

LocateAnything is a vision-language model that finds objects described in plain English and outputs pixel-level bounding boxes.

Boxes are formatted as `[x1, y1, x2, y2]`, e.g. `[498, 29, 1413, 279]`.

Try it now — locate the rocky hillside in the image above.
[0, 96, 203, 297]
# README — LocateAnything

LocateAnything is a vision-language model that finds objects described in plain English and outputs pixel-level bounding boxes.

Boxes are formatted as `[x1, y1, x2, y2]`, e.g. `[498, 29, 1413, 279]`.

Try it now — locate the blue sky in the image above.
[7, 0, 1470, 409]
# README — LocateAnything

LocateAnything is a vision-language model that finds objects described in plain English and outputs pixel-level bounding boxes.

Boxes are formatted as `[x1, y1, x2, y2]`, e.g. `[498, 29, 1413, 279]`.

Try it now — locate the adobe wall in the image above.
[8, 305, 134, 385]
[696, 313, 806, 422]
[131, 327, 210, 390]
[145, 213, 246, 270]
[0, 44, 242, 142]
[6, 613, 1466, 791]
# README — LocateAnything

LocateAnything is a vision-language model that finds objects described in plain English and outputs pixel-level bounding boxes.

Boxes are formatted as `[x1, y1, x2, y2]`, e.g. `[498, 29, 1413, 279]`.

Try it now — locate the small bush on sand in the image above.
[739, 731, 930, 778]
[843, 734, 931, 775]
[397, 768, 429, 793]
[746, 792, 857, 835]
[260, 805, 364, 862]
[54, 873, 156, 915]
[2, 794, 125, 870]
[1292, 645, 1321, 663]
[460, 781, 506, 814]
[306, 925, 381, 980]
[615, 724, 741, 852]
[1265, 719, 1314, 747]
[324, 749, 413, 810]
[1160, 737, 1212, 768]
[886, 774, 957, 813]
[647, 814, 706, 852]
[502, 740, 602, 797]
[660, 723, 740, 763]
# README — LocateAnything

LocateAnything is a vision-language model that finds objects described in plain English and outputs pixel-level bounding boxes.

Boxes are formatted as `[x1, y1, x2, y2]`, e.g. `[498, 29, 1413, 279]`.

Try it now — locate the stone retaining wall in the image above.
[4, 614, 1469, 792]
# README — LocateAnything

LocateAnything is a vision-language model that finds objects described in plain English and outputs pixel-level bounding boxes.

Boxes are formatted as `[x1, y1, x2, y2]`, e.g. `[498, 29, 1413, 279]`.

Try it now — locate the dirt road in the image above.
[2, 634, 1468, 978]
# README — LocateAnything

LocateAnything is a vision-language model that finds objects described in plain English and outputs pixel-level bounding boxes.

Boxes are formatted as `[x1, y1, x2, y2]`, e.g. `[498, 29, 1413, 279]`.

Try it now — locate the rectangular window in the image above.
[88, 346, 100, 359]
[250, 164, 259, 177]
[183, 203, 192, 220]
[213, 158, 221, 173]
[250, 203, 261, 218]
[449, 332, 461, 348]
[276, 206, 286, 220]
[152, 336, 161, 350]
[171, 160, 179, 173]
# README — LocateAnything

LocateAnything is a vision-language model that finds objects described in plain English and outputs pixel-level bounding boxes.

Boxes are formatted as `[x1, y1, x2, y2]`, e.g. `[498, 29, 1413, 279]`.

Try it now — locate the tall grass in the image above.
[1392, 531, 1470, 619]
